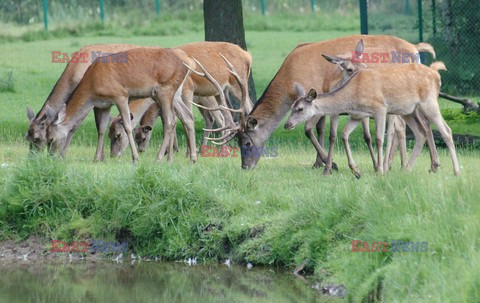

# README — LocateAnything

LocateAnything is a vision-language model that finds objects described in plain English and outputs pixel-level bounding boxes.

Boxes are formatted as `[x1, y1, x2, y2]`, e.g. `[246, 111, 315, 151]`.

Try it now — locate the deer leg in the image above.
[175, 92, 197, 164]
[416, 112, 441, 172]
[305, 115, 328, 168]
[93, 106, 111, 162]
[342, 118, 362, 178]
[323, 114, 339, 175]
[383, 115, 396, 172]
[374, 111, 387, 175]
[396, 118, 408, 170]
[155, 95, 175, 163]
[116, 99, 139, 164]
[422, 110, 460, 175]
[403, 115, 427, 171]
[361, 117, 377, 171]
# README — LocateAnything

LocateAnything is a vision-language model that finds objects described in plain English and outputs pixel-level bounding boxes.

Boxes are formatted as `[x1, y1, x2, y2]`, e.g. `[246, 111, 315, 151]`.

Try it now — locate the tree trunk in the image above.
[203, 0, 257, 104]
[441, 0, 458, 54]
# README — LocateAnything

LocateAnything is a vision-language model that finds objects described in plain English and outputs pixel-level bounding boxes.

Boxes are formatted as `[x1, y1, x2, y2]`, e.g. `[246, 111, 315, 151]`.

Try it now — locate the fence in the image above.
[1, 0, 477, 94]
[365, 0, 480, 95]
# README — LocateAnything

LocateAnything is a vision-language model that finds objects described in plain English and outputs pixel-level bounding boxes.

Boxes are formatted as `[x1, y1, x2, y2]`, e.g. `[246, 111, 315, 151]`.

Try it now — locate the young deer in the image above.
[318, 44, 440, 174]
[109, 95, 224, 157]
[132, 96, 224, 155]
[285, 62, 460, 176]
[46, 47, 196, 164]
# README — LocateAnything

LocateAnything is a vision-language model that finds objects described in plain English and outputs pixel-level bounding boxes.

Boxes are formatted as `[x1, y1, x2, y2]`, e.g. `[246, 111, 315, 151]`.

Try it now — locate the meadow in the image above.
[1, 18, 480, 302]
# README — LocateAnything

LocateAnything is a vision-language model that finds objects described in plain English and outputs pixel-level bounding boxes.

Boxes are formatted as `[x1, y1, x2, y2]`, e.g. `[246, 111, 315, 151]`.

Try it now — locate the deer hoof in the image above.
[351, 167, 361, 179]
[332, 162, 338, 171]
[312, 161, 325, 169]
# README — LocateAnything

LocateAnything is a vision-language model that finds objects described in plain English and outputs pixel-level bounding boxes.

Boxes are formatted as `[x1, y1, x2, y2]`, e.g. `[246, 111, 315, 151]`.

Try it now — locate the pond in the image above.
[0, 261, 337, 302]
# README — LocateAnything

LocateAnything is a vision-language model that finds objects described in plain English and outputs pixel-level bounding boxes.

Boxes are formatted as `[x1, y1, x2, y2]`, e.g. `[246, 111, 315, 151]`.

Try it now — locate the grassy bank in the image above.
[1, 146, 479, 301]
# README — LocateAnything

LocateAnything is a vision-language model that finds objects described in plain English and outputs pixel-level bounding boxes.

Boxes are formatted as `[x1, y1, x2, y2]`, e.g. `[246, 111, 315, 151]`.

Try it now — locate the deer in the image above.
[109, 95, 224, 157]
[26, 43, 140, 155]
[283, 62, 460, 176]
[313, 40, 440, 175]
[133, 96, 224, 154]
[46, 47, 197, 164]
[205, 35, 436, 170]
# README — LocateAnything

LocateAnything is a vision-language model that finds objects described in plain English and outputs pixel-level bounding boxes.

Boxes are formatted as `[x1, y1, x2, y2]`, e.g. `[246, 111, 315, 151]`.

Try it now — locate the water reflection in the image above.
[0, 261, 334, 303]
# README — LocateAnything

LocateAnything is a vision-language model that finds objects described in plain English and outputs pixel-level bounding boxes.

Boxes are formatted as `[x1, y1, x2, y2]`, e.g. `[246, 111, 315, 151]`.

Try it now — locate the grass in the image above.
[0, 22, 480, 302]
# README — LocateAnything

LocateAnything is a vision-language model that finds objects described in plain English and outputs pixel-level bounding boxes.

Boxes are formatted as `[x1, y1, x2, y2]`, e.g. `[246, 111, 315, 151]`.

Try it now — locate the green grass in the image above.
[1, 27, 480, 302]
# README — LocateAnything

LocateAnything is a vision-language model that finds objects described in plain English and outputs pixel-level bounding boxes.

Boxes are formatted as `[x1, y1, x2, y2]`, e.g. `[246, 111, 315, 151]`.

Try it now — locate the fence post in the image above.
[359, 0, 368, 34]
[261, 0, 266, 16]
[311, 0, 315, 13]
[42, 0, 48, 31]
[418, 0, 423, 41]
[100, 0, 105, 22]
[156, 0, 161, 16]
[431, 0, 436, 36]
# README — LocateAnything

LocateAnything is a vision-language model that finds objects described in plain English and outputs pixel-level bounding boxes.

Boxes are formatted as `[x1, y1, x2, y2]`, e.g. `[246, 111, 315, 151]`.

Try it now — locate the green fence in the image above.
[1, 0, 477, 94]
[366, 0, 480, 95]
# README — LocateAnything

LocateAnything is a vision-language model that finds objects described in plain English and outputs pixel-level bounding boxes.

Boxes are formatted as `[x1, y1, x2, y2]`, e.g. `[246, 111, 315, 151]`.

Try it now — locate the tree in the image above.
[203, 0, 257, 103]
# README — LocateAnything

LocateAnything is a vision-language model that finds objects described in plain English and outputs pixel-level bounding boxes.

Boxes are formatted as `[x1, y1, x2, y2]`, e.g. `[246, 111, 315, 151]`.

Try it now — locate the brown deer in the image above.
[134, 96, 225, 154]
[207, 35, 436, 169]
[109, 95, 224, 157]
[46, 47, 196, 164]
[315, 40, 440, 174]
[26, 43, 139, 154]
[284, 62, 459, 176]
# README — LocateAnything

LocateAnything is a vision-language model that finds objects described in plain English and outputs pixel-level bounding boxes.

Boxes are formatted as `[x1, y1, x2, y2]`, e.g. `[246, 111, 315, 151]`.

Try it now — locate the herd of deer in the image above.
[25, 34, 460, 177]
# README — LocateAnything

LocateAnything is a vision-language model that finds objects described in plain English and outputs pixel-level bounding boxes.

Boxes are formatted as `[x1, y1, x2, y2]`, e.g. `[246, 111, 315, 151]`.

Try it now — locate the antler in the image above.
[182, 54, 248, 145]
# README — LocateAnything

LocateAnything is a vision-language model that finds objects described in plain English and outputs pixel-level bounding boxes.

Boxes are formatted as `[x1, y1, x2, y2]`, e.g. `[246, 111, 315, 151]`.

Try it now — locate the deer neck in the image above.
[61, 90, 94, 131]
[313, 86, 356, 116]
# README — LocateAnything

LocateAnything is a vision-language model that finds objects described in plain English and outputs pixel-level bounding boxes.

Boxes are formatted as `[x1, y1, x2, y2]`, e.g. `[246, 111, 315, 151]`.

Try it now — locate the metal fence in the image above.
[366, 0, 479, 95]
[2, 0, 477, 94]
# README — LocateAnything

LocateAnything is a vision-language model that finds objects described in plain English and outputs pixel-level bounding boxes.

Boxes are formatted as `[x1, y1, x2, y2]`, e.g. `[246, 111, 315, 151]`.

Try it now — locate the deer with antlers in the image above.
[284, 62, 460, 176]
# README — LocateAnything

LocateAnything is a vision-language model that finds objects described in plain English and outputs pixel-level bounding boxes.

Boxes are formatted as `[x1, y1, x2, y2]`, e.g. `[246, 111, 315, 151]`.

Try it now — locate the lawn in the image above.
[1, 28, 480, 302]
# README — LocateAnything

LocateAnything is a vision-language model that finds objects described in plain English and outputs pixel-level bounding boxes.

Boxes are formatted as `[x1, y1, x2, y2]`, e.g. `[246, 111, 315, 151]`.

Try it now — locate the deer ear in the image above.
[246, 116, 258, 130]
[143, 125, 152, 132]
[293, 82, 306, 98]
[307, 89, 317, 102]
[54, 104, 66, 125]
[45, 105, 56, 121]
[27, 107, 35, 122]
[355, 39, 364, 57]
[321, 54, 345, 66]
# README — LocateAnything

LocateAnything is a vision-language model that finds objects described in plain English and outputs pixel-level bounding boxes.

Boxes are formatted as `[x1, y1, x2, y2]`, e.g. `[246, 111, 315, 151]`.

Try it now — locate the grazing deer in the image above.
[109, 95, 224, 156]
[108, 98, 155, 157]
[284, 62, 459, 176]
[208, 35, 435, 169]
[26, 43, 139, 154]
[133, 96, 224, 154]
[46, 47, 196, 164]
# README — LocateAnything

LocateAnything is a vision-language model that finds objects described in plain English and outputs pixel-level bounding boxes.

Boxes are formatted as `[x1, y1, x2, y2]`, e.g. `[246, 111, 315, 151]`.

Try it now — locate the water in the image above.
[0, 261, 334, 303]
